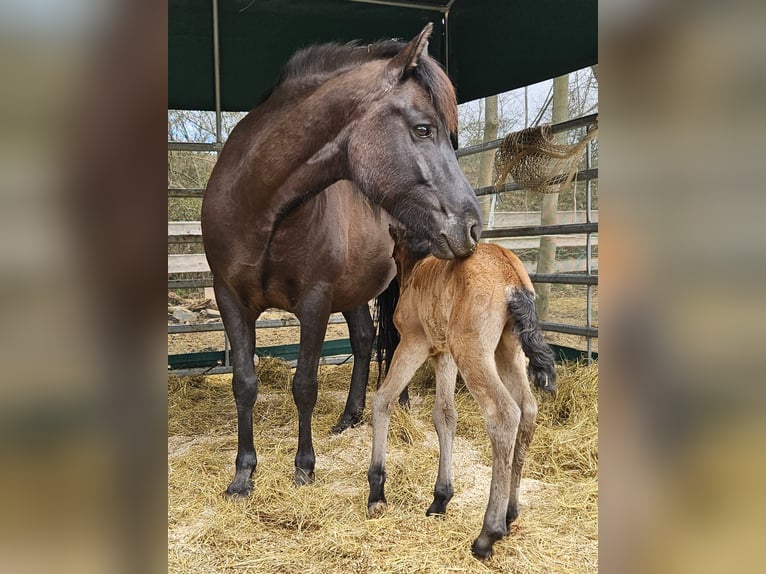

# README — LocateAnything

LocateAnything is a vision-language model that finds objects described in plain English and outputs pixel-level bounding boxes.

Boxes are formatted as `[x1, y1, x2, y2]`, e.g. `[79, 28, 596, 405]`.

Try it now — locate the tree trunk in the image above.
[477, 95, 498, 229]
[535, 74, 569, 320]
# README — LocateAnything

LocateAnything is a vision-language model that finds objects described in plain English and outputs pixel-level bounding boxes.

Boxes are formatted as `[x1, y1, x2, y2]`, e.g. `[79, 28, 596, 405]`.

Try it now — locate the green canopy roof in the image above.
[169, 0, 597, 111]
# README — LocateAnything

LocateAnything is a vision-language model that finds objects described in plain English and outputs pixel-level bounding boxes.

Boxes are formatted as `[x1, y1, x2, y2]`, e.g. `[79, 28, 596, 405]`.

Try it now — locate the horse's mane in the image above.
[266, 39, 458, 135]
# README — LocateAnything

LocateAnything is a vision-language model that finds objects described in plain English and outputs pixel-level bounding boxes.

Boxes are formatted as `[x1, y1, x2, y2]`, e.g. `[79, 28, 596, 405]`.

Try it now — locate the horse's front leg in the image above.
[215, 281, 259, 498]
[367, 335, 430, 517]
[292, 287, 333, 485]
[332, 304, 375, 433]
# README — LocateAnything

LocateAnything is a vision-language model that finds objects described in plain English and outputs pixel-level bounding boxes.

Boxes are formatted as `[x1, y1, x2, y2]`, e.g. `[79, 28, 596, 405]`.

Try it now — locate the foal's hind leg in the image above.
[497, 337, 538, 528]
[426, 353, 458, 516]
[332, 304, 374, 433]
[292, 286, 333, 485]
[454, 350, 520, 559]
[215, 282, 260, 498]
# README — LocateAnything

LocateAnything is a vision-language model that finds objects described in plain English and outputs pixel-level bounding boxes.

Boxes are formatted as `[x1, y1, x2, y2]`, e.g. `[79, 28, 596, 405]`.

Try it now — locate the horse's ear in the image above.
[385, 22, 433, 84]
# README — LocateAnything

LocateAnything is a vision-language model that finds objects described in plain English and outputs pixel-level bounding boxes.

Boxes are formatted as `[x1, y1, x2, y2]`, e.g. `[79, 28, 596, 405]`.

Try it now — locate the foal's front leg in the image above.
[426, 353, 458, 516]
[367, 336, 430, 517]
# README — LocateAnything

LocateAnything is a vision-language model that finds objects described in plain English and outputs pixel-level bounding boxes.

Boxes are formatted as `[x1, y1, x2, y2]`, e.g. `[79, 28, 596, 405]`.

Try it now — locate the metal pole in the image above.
[212, 0, 222, 145]
[585, 135, 593, 364]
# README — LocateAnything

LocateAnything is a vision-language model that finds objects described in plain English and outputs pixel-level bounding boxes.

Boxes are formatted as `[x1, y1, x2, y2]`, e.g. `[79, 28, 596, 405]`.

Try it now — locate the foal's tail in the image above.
[374, 277, 400, 385]
[508, 288, 557, 394]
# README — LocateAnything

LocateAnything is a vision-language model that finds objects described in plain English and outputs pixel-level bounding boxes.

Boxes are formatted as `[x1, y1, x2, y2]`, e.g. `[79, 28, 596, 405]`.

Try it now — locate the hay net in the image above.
[493, 123, 598, 194]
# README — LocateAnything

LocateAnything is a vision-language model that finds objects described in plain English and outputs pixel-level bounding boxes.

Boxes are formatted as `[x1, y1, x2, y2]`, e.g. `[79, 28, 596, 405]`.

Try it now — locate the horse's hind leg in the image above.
[426, 352, 458, 516]
[497, 336, 538, 528]
[332, 304, 375, 433]
[292, 287, 333, 485]
[215, 281, 259, 498]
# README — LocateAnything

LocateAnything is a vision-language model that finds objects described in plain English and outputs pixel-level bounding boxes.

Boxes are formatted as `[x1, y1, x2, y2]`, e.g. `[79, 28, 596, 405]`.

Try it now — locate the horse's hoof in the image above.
[331, 413, 362, 434]
[294, 468, 315, 486]
[224, 481, 253, 499]
[367, 501, 387, 519]
[425, 502, 448, 517]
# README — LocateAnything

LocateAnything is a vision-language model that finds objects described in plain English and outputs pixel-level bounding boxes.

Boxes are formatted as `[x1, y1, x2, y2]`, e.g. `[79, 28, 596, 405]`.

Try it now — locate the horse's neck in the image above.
[204, 65, 383, 275]
[240, 78, 373, 214]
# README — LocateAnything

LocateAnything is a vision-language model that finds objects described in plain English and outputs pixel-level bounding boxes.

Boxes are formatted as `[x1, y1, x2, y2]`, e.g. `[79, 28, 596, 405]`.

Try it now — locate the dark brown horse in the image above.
[202, 24, 482, 495]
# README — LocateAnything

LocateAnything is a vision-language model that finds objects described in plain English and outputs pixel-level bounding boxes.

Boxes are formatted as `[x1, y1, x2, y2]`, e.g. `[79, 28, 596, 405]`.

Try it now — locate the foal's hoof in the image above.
[471, 528, 505, 560]
[505, 502, 519, 527]
[471, 538, 495, 560]
[293, 468, 315, 486]
[331, 412, 362, 434]
[367, 501, 388, 519]
[224, 480, 253, 499]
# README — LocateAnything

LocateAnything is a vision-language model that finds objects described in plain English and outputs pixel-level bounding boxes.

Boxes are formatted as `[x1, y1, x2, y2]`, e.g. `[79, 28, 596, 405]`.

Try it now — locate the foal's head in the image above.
[389, 225, 432, 284]
[342, 24, 482, 259]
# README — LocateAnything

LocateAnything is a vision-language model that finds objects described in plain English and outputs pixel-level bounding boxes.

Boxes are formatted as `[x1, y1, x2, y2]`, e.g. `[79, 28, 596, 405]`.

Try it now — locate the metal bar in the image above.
[443, 10, 449, 76]
[212, 0, 222, 144]
[167, 236, 202, 245]
[585, 134, 594, 363]
[539, 322, 598, 338]
[343, 0, 449, 12]
[168, 315, 348, 334]
[481, 222, 597, 239]
[169, 366, 232, 377]
[474, 168, 598, 196]
[528, 273, 598, 286]
[168, 353, 356, 377]
[168, 188, 205, 198]
[168, 142, 221, 152]
[169, 323, 226, 334]
[456, 113, 598, 158]
[168, 278, 214, 290]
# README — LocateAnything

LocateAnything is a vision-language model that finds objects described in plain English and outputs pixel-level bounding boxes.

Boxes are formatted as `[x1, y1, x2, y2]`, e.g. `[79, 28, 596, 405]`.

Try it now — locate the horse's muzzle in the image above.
[433, 216, 481, 259]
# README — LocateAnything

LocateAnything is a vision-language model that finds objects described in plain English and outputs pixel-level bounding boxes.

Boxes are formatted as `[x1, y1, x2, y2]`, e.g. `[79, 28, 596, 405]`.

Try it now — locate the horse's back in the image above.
[398, 244, 534, 351]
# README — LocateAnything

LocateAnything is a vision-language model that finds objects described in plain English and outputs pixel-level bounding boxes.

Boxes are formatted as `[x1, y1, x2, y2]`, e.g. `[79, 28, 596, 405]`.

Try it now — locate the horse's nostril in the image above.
[469, 223, 479, 243]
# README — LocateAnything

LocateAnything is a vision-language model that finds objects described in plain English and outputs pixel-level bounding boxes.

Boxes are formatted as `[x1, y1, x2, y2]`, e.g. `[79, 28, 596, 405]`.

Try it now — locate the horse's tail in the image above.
[374, 277, 400, 386]
[508, 287, 557, 394]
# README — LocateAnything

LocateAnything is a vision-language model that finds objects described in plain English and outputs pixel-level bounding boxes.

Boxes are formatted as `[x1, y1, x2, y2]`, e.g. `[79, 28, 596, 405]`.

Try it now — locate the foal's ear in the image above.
[385, 22, 433, 84]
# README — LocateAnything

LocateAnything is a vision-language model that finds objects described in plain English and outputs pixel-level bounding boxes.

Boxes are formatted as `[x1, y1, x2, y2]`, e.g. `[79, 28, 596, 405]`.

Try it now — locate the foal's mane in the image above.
[267, 39, 458, 134]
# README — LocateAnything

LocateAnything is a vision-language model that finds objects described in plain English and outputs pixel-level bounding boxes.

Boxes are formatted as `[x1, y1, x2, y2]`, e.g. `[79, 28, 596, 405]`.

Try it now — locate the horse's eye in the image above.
[413, 124, 432, 139]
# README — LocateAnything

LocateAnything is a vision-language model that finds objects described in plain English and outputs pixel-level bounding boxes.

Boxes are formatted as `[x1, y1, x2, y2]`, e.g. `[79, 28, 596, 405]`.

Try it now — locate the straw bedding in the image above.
[169, 359, 597, 573]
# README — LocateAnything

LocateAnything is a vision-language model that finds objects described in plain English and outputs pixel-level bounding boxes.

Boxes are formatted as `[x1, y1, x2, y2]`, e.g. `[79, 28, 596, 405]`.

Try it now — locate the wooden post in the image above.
[535, 74, 569, 320]
[476, 95, 498, 231]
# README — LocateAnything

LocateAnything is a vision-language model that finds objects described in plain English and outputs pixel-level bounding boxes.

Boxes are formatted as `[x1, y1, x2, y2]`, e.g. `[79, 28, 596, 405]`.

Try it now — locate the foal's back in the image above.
[395, 243, 534, 353]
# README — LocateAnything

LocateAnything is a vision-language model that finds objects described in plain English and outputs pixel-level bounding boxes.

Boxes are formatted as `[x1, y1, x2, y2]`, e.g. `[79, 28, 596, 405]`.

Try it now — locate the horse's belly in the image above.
[330, 257, 395, 312]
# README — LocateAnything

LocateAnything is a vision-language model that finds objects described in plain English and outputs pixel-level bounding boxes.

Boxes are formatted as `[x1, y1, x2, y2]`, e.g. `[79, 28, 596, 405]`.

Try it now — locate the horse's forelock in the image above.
[412, 58, 458, 136]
